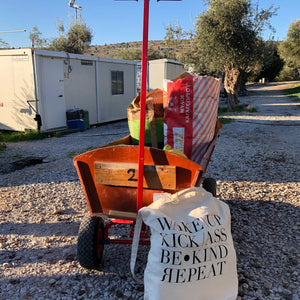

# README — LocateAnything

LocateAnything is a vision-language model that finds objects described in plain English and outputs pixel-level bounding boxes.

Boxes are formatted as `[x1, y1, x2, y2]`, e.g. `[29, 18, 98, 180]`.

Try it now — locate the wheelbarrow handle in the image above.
[137, 0, 150, 212]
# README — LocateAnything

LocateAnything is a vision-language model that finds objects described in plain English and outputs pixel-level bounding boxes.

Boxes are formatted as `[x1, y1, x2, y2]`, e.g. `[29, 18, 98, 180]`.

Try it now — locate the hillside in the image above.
[84, 39, 192, 60]
[84, 40, 168, 59]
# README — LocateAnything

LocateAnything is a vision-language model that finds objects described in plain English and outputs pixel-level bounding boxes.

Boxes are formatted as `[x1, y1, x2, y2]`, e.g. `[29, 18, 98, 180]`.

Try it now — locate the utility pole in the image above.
[68, 0, 82, 23]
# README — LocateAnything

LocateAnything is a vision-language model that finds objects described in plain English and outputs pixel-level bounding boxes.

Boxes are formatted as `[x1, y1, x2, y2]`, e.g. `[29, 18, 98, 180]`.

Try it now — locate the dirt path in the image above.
[209, 81, 300, 183]
[244, 82, 300, 119]
[222, 81, 300, 121]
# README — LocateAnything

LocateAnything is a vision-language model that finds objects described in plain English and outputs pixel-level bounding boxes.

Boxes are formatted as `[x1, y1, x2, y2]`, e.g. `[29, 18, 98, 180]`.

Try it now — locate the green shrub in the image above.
[275, 67, 300, 82]
[0, 142, 7, 152]
[283, 83, 300, 102]
[0, 130, 47, 143]
[218, 105, 257, 113]
[67, 152, 77, 158]
[219, 117, 233, 124]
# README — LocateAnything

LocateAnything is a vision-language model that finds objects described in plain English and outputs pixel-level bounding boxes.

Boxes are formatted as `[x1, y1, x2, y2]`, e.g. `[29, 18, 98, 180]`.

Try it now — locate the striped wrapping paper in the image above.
[164, 73, 220, 165]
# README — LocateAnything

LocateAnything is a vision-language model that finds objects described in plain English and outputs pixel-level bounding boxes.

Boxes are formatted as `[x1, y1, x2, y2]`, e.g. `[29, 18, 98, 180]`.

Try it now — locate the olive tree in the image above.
[29, 26, 49, 48]
[278, 19, 300, 78]
[193, 0, 277, 109]
[164, 18, 193, 62]
[253, 41, 284, 82]
[0, 38, 9, 48]
[49, 21, 92, 54]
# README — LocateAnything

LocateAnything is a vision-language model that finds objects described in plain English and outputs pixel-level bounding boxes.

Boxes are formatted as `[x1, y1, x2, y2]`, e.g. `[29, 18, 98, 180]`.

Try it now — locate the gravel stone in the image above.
[0, 83, 299, 299]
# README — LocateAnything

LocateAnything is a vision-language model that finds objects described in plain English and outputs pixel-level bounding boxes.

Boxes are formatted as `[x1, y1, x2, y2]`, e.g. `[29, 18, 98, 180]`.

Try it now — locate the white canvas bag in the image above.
[131, 187, 238, 300]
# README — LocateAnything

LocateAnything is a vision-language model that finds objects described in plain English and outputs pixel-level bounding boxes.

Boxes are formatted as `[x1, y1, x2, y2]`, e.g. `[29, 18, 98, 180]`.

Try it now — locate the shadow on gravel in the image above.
[0, 244, 78, 268]
[0, 199, 299, 299]
[0, 156, 47, 174]
[0, 270, 144, 299]
[0, 221, 80, 237]
[226, 199, 299, 299]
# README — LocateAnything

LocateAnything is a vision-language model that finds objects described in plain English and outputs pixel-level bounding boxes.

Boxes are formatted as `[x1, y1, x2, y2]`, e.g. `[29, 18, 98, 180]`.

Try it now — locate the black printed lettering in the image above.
[220, 228, 227, 241]
[160, 233, 170, 247]
[176, 268, 186, 283]
[160, 249, 170, 264]
[197, 265, 207, 280]
[191, 218, 204, 232]
[157, 217, 173, 231]
[217, 260, 226, 275]
[161, 268, 173, 282]
[188, 267, 197, 282]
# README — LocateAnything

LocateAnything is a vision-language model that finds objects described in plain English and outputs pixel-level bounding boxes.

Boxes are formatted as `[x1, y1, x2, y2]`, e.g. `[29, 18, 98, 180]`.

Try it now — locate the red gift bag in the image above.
[164, 72, 221, 165]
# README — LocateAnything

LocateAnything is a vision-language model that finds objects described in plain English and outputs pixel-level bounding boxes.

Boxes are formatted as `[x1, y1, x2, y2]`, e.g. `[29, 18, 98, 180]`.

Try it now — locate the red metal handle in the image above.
[137, 0, 150, 212]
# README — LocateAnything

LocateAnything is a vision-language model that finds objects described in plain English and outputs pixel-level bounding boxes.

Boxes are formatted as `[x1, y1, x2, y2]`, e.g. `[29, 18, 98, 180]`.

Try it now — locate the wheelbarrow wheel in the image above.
[202, 177, 217, 197]
[77, 216, 104, 270]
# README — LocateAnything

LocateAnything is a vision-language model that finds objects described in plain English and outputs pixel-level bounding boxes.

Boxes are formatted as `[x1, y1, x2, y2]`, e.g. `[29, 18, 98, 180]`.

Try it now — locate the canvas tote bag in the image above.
[131, 187, 238, 300]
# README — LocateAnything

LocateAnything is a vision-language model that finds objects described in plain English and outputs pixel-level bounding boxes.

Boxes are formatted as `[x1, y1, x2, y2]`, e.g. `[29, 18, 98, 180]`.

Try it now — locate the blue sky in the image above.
[0, 0, 299, 49]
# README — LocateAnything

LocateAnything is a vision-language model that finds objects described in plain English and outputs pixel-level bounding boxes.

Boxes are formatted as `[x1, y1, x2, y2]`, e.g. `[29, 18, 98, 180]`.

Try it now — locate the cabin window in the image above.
[111, 71, 124, 95]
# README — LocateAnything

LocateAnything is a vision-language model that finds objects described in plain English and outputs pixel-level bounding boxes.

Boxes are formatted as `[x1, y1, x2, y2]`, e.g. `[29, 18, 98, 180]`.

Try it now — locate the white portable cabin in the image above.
[148, 58, 186, 90]
[0, 48, 137, 132]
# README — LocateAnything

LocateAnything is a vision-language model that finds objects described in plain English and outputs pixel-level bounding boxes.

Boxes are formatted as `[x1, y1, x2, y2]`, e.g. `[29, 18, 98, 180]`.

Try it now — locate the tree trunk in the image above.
[224, 67, 242, 110]
[227, 93, 239, 111]
[238, 70, 248, 96]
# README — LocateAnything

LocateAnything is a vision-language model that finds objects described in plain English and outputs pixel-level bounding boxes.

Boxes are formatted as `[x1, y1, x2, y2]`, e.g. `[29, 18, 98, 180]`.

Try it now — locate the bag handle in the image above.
[130, 212, 144, 284]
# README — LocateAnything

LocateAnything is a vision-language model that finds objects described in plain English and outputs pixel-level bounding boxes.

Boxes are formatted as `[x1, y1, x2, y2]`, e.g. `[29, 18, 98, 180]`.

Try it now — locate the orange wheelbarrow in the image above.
[73, 120, 221, 270]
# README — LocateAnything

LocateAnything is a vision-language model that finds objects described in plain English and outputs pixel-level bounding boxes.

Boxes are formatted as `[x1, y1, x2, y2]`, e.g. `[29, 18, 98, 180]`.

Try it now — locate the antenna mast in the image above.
[68, 0, 82, 23]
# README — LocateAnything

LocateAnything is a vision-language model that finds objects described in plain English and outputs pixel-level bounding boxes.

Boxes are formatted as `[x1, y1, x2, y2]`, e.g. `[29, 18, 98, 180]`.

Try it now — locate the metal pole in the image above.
[137, 0, 149, 212]
[0, 30, 26, 33]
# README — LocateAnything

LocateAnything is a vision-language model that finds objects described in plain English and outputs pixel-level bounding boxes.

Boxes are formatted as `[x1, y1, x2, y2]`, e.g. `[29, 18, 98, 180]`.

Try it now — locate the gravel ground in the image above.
[0, 82, 299, 300]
